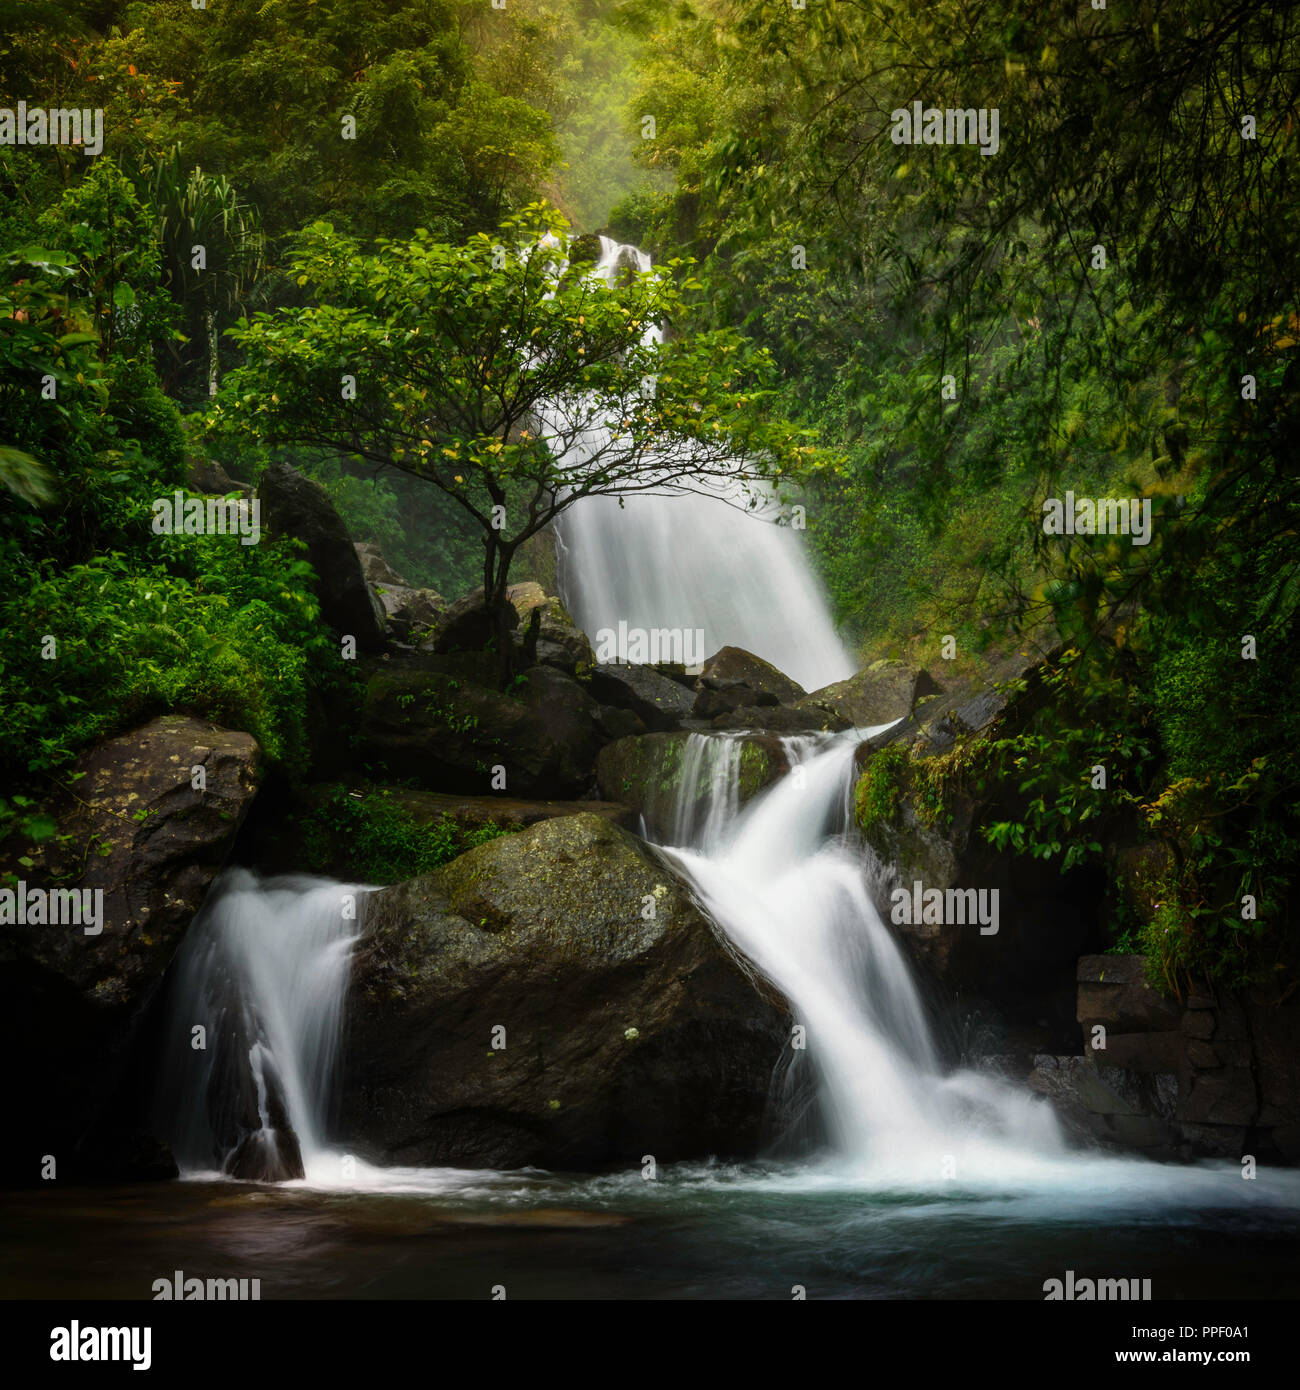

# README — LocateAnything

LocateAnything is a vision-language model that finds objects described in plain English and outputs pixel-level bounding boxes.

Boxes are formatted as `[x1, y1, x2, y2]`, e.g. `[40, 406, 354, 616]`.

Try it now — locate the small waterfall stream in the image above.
[154, 870, 366, 1181]
[659, 731, 1064, 1179]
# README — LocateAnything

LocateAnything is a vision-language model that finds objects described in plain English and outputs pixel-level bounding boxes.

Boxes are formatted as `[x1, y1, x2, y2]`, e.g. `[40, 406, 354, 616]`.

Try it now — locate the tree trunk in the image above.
[484, 535, 517, 690]
[207, 309, 219, 398]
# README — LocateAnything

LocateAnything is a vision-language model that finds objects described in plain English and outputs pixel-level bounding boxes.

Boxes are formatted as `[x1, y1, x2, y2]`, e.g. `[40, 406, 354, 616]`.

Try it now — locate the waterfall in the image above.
[554, 237, 856, 693]
[661, 731, 1065, 1180]
[152, 240, 1060, 1192]
[153, 869, 365, 1182]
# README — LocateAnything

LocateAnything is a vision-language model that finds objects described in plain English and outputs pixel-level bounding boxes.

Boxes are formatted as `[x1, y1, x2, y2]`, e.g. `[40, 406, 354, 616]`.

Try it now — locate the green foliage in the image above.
[0, 447, 56, 508]
[297, 785, 511, 883]
[854, 744, 907, 835]
[37, 158, 175, 363]
[212, 208, 814, 683]
[149, 150, 267, 400]
[974, 655, 1153, 871]
[0, 536, 341, 775]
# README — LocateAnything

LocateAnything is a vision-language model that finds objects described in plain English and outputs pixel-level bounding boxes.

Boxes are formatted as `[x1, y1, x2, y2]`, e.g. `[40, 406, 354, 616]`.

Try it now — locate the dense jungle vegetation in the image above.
[2, 0, 1297, 990]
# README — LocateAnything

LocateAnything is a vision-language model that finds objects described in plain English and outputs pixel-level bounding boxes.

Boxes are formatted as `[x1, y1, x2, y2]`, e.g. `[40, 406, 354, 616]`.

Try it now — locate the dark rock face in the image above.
[353, 542, 410, 588]
[590, 663, 696, 731]
[359, 654, 606, 797]
[1026, 956, 1300, 1162]
[693, 685, 772, 719]
[4, 716, 261, 1010]
[860, 770, 1103, 1044]
[433, 589, 519, 655]
[70, 1129, 179, 1182]
[515, 666, 607, 793]
[596, 731, 790, 837]
[340, 814, 789, 1167]
[0, 716, 261, 1184]
[851, 645, 1106, 1043]
[258, 462, 387, 652]
[356, 548, 445, 645]
[709, 705, 849, 734]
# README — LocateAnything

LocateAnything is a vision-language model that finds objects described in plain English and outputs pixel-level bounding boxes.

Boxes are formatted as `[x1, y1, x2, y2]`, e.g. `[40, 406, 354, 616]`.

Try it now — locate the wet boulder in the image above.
[258, 462, 387, 652]
[590, 664, 696, 731]
[798, 660, 942, 730]
[0, 715, 261, 1184]
[699, 646, 805, 707]
[340, 813, 789, 1167]
[359, 655, 606, 797]
[596, 731, 790, 838]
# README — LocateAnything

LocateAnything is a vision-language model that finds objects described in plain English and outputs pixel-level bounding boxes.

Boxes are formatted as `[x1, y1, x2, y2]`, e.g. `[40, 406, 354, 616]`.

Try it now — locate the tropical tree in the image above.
[211, 208, 817, 680]
[150, 152, 266, 398]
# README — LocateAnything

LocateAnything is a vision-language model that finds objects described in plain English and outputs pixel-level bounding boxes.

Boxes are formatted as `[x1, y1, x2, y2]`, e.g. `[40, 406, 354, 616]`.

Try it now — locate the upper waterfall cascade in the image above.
[554, 237, 855, 693]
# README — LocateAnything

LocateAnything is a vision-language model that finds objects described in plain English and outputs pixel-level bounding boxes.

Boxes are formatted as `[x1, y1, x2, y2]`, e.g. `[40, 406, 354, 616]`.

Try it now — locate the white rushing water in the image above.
[662, 731, 1066, 1182]
[156, 870, 366, 1180]
[553, 237, 855, 693]
[149, 238, 1300, 1224]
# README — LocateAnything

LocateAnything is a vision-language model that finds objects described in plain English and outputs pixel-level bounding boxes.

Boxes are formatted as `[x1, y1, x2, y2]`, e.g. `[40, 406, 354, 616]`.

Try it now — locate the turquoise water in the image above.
[6, 1158, 1298, 1300]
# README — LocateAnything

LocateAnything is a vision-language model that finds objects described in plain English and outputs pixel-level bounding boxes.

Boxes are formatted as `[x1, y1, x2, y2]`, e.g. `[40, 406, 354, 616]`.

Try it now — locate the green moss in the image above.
[854, 744, 908, 834]
[297, 784, 512, 883]
[737, 742, 774, 800]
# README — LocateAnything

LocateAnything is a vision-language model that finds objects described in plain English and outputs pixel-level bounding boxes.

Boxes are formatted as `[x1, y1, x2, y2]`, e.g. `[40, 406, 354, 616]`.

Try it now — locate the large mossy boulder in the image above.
[257, 462, 387, 652]
[596, 731, 790, 838]
[340, 813, 789, 1167]
[0, 715, 261, 1183]
[797, 659, 941, 730]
